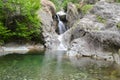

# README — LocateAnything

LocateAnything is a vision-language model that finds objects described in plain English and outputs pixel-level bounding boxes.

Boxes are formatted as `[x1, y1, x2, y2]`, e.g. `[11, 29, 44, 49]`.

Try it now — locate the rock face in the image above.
[38, 0, 59, 49]
[66, 2, 82, 28]
[62, 1, 120, 64]
[41, 0, 56, 17]
[83, 0, 99, 4]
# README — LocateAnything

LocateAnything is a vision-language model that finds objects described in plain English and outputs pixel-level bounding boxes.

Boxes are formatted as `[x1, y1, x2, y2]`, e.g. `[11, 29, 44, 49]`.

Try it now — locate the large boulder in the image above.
[37, 0, 59, 49]
[91, 1, 120, 29]
[66, 2, 82, 28]
[62, 1, 120, 64]
[41, 0, 56, 17]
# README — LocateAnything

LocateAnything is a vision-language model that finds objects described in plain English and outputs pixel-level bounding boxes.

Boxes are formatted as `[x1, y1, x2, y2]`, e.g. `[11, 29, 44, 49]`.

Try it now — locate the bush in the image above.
[0, 0, 42, 44]
[81, 4, 93, 14]
[50, 0, 80, 11]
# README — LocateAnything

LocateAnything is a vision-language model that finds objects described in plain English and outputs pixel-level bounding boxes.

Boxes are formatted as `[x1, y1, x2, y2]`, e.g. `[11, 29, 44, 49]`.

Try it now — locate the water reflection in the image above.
[40, 50, 65, 79]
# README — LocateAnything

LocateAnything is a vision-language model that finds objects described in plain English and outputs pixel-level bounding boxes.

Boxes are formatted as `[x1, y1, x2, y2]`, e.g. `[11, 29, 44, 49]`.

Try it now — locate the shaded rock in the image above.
[113, 54, 120, 64]
[41, 0, 56, 17]
[66, 2, 82, 28]
[83, 0, 99, 4]
[37, 1, 60, 49]
[56, 11, 66, 21]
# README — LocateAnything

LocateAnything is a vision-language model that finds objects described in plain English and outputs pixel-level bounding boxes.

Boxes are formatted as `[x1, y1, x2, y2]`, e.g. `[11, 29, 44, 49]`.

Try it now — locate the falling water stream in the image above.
[57, 14, 66, 34]
[56, 14, 67, 50]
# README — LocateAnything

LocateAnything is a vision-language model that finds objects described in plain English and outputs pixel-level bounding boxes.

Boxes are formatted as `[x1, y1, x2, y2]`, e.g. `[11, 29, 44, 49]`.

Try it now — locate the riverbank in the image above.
[0, 43, 44, 56]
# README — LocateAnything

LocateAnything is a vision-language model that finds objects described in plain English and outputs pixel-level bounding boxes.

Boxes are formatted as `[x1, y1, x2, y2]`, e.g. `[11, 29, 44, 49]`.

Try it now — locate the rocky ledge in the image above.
[0, 43, 44, 56]
[62, 1, 120, 64]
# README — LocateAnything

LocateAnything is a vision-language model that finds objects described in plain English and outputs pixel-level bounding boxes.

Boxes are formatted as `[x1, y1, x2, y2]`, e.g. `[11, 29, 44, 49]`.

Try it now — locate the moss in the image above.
[0, 40, 4, 45]
[116, 0, 120, 2]
[81, 4, 93, 14]
[96, 15, 106, 23]
[119, 49, 120, 55]
[116, 22, 120, 29]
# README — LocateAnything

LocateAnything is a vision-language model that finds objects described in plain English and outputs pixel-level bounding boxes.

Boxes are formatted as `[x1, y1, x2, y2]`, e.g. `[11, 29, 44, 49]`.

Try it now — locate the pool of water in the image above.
[0, 50, 120, 80]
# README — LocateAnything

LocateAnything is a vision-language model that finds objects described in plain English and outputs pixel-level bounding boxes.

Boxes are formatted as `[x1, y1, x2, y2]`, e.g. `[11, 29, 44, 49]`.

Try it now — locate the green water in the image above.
[0, 51, 120, 80]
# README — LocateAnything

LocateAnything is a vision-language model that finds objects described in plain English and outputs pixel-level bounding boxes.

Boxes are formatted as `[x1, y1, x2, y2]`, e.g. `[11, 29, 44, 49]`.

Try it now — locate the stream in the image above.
[0, 51, 120, 80]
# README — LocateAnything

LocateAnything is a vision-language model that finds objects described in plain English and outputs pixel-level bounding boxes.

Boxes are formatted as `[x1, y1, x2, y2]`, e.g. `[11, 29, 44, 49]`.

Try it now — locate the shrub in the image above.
[0, 0, 42, 44]
[81, 4, 93, 14]
[50, 0, 80, 11]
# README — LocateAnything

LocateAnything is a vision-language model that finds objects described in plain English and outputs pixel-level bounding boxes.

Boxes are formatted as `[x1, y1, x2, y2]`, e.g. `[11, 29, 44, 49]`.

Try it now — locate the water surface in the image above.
[0, 50, 120, 80]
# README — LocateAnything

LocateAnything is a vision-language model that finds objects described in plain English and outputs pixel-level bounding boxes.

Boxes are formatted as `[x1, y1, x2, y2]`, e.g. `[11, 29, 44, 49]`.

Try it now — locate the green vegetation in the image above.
[116, 22, 120, 29]
[50, 0, 80, 11]
[0, 0, 42, 44]
[116, 0, 120, 2]
[96, 15, 106, 23]
[81, 4, 93, 14]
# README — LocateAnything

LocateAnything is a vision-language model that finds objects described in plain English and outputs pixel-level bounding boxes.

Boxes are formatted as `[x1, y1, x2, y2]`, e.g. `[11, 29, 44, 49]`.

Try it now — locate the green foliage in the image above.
[0, 0, 42, 44]
[96, 15, 106, 23]
[81, 4, 93, 14]
[50, 0, 80, 11]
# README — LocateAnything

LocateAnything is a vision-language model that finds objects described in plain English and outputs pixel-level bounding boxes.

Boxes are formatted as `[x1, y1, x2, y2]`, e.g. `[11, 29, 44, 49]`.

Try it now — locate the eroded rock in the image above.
[63, 1, 120, 64]
[66, 2, 82, 28]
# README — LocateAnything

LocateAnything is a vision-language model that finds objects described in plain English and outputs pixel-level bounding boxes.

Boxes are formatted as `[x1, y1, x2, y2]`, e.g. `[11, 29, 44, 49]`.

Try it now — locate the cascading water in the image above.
[57, 14, 66, 34]
[56, 14, 67, 50]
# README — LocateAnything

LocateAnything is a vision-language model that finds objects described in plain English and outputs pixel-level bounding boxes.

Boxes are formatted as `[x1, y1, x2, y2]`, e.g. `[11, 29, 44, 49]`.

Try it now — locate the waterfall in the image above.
[56, 14, 67, 50]
[57, 14, 66, 34]
[57, 35, 67, 50]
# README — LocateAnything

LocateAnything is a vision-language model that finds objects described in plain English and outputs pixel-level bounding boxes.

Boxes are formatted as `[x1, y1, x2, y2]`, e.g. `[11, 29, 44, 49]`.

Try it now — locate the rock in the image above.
[91, 1, 120, 24]
[113, 54, 120, 64]
[56, 11, 66, 21]
[0, 43, 45, 56]
[37, 2, 59, 49]
[62, 1, 120, 64]
[66, 2, 82, 28]
[83, 0, 99, 4]
[100, 0, 116, 3]
[28, 44, 45, 52]
[41, 0, 56, 17]
[0, 47, 4, 52]
[67, 38, 95, 57]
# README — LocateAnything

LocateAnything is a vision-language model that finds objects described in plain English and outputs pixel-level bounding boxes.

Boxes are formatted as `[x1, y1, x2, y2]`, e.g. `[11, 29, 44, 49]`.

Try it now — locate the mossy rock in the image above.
[81, 4, 93, 14]
[96, 15, 106, 23]
[116, 22, 120, 29]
